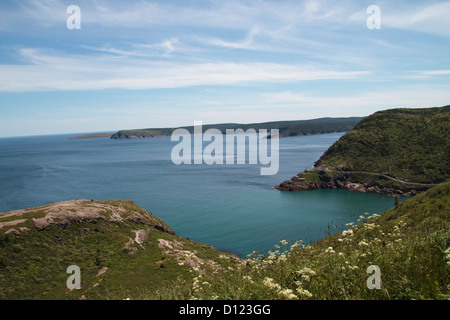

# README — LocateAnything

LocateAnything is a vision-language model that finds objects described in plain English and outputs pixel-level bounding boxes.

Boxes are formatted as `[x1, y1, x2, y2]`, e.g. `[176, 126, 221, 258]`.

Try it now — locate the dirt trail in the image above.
[327, 170, 439, 186]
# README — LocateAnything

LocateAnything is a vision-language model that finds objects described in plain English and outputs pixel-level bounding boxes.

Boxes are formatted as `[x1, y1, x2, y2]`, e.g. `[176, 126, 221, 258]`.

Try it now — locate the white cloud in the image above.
[381, 1, 450, 37]
[6, 0, 450, 38]
[261, 87, 450, 112]
[0, 48, 369, 92]
[421, 70, 450, 76]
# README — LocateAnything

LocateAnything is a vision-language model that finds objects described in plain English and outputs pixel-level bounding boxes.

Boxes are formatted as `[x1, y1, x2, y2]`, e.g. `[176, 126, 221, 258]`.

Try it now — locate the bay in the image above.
[0, 132, 397, 257]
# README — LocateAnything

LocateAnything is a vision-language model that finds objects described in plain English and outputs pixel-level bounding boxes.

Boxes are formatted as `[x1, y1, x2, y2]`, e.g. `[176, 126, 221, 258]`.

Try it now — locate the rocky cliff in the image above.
[274, 169, 430, 197]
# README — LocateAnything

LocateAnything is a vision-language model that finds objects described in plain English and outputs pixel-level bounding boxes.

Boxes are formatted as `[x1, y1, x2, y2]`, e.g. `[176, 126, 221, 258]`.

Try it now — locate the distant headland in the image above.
[68, 117, 364, 140]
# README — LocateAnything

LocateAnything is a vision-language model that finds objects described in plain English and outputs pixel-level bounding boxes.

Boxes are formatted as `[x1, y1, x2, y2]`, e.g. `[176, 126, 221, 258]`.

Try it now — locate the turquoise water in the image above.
[0, 132, 397, 257]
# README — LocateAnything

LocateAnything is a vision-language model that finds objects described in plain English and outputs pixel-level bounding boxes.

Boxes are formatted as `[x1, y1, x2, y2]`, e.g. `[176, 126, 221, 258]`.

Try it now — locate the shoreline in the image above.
[274, 169, 436, 197]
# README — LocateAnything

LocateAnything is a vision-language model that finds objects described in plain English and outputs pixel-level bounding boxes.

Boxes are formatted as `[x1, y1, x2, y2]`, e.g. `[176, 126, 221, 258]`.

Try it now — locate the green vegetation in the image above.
[315, 106, 450, 184]
[0, 200, 240, 300]
[68, 133, 114, 140]
[109, 117, 363, 139]
[1, 182, 449, 300]
[302, 171, 320, 184]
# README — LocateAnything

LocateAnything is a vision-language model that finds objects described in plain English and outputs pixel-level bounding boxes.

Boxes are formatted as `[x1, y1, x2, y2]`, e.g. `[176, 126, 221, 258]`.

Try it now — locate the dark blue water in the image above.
[0, 133, 397, 257]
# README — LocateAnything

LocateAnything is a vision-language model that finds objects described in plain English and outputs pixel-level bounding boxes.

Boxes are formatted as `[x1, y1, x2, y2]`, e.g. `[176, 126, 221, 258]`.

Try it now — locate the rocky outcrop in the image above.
[1, 200, 175, 234]
[274, 171, 426, 197]
[0, 219, 27, 230]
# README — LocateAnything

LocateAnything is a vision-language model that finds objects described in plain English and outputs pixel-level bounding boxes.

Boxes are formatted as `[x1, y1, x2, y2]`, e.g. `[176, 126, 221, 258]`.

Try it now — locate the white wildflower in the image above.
[263, 277, 282, 290]
[325, 246, 335, 254]
[296, 287, 313, 298]
[278, 288, 298, 300]
[297, 267, 316, 276]
[296, 267, 316, 282]
[290, 240, 304, 251]
[342, 229, 354, 236]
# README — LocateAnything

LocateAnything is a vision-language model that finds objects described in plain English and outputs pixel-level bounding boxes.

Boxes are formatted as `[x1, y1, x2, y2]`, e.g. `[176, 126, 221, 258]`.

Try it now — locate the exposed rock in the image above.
[96, 267, 108, 277]
[156, 238, 236, 274]
[0, 200, 175, 234]
[4, 228, 20, 235]
[123, 229, 151, 254]
[274, 171, 424, 197]
[131, 229, 150, 249]
[123, 237, 138, 255]
[0, 219, 27, 230]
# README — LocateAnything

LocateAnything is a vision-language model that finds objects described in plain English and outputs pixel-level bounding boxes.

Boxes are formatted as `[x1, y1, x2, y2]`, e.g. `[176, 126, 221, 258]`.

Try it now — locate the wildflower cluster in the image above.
[192, 274, 210, 292]
[248, 239, 305, 269]
[242, 275, 254, 284]
[290, 240, 305, 251]
[293, 267, 316, 298]
[357, 212, 381, 224]
[358, 240, 369, 247]
[324, 246, 335, 254]
[263, 277, 298, 299]
[262, 271, 315, 300]
[341, 261, 359, 271]
[262, 277, 281, 290]
[296, 287, 313, 298]
[338, 228, 354, 243]
[278, 288, 297, 300]
[295, 267, 316, 283]
[445, 247, 450, 266]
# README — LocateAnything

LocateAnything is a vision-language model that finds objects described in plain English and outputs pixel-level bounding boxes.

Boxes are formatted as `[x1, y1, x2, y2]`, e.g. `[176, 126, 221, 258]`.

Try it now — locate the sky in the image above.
[0, 0, 449, 137]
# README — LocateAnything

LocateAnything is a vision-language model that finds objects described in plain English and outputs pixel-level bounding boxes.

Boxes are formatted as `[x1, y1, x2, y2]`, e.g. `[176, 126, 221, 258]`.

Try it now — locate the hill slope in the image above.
[275, 106, 450, 196]
[0, 200, 242, 299]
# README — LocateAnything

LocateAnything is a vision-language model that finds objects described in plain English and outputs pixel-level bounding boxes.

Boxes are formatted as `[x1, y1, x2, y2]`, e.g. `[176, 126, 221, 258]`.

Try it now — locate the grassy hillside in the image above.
[109, 117, 363, 139]
[1, 183, 448, 300]
[0, 200, 241, 300]
[315, 106, 450, 184]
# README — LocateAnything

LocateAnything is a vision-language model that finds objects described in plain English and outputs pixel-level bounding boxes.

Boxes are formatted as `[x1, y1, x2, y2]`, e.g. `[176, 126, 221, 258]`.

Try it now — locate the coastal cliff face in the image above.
[275, 106, 450, 197]
[274, 170, 427, 197]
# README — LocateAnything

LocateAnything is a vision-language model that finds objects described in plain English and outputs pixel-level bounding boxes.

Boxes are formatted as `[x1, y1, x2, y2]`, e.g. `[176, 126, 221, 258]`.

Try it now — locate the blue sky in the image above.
[0, 0, 449, 137]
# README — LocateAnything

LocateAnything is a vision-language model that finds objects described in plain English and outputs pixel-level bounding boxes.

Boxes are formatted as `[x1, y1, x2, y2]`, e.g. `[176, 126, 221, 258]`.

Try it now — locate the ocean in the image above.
[0, 132, 397, 257]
